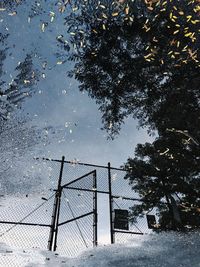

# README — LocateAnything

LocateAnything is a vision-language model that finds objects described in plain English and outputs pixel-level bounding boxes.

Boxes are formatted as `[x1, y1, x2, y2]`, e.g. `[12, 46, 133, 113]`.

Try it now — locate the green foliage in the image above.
[63, 0, 200, 229]
[124, 133, 200, 230]
[66, 0, 200, 138]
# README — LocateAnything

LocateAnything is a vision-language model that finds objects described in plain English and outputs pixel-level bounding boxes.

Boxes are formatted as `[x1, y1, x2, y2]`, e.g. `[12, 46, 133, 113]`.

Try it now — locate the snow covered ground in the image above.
[0, 231, 199, 267]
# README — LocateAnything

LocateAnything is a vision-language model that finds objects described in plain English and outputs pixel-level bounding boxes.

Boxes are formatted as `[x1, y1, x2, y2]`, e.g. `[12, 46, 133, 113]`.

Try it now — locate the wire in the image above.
[0, 194, 55, 237]
[63, 191, 88, 248]
[113, 199, 143, 234]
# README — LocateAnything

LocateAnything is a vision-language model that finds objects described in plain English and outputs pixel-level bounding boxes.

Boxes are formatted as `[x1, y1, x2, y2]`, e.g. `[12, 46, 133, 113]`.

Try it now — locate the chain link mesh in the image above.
[57, 170, 96, 257]
[0, 195, 55, 249]
[0, 157, 162, 259]
[0, 158, 62, 256]
[56, 214, 94, 257]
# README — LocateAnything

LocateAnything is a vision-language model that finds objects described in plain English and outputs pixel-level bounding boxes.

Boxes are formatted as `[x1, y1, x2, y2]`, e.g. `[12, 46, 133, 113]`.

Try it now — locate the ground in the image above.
[0, 231, 199, 267]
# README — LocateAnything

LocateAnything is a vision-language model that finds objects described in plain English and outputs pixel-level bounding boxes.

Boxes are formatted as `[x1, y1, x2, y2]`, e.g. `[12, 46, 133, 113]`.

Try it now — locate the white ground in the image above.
[0, 231, 199, 267]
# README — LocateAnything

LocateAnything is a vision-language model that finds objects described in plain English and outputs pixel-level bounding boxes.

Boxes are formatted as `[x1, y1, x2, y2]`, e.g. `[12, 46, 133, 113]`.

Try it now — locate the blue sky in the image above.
[1, 1, 153, 168]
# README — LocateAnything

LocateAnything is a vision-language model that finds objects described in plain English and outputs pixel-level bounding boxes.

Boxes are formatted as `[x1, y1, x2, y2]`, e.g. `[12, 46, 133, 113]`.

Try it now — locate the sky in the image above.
[0, 1, 154, 256]
[1, 2, 199, 262]
[0, 0, 153, 169]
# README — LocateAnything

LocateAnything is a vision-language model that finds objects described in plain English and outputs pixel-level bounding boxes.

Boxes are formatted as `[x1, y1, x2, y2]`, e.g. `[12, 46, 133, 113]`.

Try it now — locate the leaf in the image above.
[8, 11, 17, 16]
[112, 12, 119, 17]
[41, 23, 45, 32]
[125, 7, 129, 15]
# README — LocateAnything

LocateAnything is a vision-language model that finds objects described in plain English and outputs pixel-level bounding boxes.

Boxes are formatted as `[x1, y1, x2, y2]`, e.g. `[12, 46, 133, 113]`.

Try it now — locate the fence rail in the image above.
[0, 156, 164, 257]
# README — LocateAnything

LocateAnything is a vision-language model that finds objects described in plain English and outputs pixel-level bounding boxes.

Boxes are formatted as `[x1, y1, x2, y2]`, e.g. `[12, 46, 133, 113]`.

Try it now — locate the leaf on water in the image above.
[50, 12, 55, 22]
[125, 7, 129, 15]
[99, 5, 106, 9]
[72, 6, 78, 12]
[8, 11, 17, 16]
[41, 23, 45, 32]
[112, 12, 119, 17]
[59, 6, 66, 13]
[24, 80, 30, 84]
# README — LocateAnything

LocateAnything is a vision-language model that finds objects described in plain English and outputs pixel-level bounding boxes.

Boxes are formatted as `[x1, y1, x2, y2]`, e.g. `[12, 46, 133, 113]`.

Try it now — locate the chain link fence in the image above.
[0, 156, 161, 260]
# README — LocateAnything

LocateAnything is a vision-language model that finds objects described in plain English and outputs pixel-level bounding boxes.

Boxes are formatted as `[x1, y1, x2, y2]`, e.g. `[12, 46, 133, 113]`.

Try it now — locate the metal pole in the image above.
[53, 192, 62, 251]
[93, 170, 98, 247]
[48, 156, 65, 251]
[108, 162, 114, 244]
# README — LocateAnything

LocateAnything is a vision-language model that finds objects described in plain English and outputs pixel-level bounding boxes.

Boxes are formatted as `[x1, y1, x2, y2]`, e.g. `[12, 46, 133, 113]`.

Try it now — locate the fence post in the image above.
[48, 156, 65, 251]
[93, 170, 98, 247]
[108, 162, 114, 244]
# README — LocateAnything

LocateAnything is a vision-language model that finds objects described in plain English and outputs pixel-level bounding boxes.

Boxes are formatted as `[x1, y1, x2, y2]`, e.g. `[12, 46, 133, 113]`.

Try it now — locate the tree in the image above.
[0, 54, 40, 121]
[124, 132, 200, 230]
[64, 1, 200, 229]
[65, 0, 200, 138]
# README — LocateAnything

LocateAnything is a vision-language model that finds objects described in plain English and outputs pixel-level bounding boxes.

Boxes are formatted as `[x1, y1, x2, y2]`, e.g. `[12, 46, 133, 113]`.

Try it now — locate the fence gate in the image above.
[48, 158, 97, 257]
[0, 155, 156, 262]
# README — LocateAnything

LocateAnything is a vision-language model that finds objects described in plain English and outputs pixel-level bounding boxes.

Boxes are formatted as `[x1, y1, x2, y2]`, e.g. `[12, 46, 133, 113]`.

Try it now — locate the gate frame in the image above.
[48, 156, 98, 252]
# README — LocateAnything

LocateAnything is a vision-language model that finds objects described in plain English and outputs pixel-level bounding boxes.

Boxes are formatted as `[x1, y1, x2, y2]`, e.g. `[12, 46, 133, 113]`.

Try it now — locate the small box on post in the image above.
[146, 214, 157, 229]
[114, 209, 129, 230]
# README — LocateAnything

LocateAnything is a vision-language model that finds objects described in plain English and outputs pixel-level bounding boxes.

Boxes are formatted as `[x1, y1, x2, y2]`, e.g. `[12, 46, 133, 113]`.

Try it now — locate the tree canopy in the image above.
[124, 132, 200, 230]
[66, 0, 200, 138]
[65, 0, 200, 229]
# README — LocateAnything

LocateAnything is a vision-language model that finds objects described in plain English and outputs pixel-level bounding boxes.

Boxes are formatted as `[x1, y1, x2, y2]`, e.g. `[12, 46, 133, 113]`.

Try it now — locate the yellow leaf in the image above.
[185, 32, 192, 37]
[8, 11, 17, 16]
[112, 12, 119, 17]
[125, 7, 129, 15]
[173, 29, 179, 34]
[72, 6, 78, 11]
[102, 13, 108, 19]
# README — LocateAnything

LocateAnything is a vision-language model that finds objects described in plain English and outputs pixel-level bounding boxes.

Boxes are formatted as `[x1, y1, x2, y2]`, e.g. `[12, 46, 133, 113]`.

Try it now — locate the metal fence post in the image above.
[93, 170, 98, 247]
[48, 156, 65, 251]
[108, 162, 114, 244]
